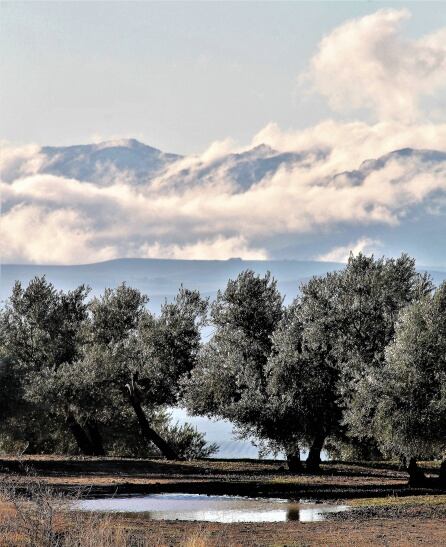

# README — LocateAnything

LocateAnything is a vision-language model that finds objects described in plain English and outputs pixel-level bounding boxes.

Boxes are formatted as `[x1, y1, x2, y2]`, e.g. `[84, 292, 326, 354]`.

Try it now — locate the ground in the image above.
[1, 457, 446, 546]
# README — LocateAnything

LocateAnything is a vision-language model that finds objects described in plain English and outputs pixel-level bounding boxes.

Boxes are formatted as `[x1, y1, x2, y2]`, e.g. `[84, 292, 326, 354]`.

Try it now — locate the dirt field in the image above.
[1, 457, 446, 546]
[98, 515, 446, 546]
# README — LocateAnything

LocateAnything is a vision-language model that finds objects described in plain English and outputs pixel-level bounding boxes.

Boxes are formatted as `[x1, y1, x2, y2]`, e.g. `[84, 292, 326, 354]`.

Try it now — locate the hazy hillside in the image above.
[1, 257, 345, 311]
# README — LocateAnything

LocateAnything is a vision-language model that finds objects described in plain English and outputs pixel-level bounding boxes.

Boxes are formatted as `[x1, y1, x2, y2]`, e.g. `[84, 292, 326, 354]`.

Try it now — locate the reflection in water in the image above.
[72, 493, 349, 523]
[286, 507, 301, 521]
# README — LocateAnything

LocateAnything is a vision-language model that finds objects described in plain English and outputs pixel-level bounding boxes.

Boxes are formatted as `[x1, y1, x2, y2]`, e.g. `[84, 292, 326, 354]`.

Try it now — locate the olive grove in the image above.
[1, 254, 444, 483]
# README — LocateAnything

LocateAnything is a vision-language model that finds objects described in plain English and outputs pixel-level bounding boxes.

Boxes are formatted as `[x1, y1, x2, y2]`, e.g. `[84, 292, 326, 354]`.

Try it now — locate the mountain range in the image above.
[3, 137, 446, 266]
[39, 139, 181, 185]
[26, 138, 326, 191]
[18, 138, 446, 193]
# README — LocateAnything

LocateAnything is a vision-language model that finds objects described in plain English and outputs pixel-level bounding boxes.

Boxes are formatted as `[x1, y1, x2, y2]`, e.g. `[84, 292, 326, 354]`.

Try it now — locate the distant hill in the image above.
[1, 257, 346, 310]
[3, 257, 446, 307]
[6, 138, 327, 191]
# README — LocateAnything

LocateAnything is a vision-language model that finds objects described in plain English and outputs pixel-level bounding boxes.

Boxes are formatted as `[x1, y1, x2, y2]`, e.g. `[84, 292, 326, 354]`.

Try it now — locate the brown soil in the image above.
[103, 517, 446, 546]
[0, 456, 432, 498]
[1, 457, 446, 545]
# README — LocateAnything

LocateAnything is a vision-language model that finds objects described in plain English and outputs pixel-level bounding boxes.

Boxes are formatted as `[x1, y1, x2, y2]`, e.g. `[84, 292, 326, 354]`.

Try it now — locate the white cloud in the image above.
[316, 238, 382, 263]
[3, 148, 446, 264]
[0, 144, 46, 183]
[139, 236, 267, 261]
[2, 9, 446, 264]
[305, 8, 446, 121]
[0, 204, 117, 264]
[199, 138, 237, 163]
[251, 119, 446, 181]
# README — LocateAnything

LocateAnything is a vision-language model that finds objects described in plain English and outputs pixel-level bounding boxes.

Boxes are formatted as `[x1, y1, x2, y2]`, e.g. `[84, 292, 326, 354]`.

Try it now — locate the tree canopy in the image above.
[1, 254, 444, 484]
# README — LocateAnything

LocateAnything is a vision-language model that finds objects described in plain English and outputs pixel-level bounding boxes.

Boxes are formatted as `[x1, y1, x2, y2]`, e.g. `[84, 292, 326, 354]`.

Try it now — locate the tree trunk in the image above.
[399, 455, 408, 470]
[306, 433, 326, 472]
[85, 419, 106, 456]
[286, 452, 303, 473]
[126, 386, 180, 460]
[407, 457, 426, 487]
[439, 460, 446, 487]
[66, 414, 95, 455]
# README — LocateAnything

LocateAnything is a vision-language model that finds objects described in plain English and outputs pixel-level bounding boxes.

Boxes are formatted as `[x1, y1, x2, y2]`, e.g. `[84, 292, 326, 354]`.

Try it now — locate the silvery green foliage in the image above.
[1, 277, 89, 375]
[334, 254, 433, 448]
[53, 283, 211, 455]
[184, 270, 285, 449]
[370, 283, 446, 460]
[0, 278, 215, 457]
[162, 421, 219, 460]
[0, 277, 90, 451]
[83, 283, 208, 408]
[0, 256, 434, 460]
[280, 253, 432, 458]
[187, 254, 432, 458]
[264, 293, 340, 451]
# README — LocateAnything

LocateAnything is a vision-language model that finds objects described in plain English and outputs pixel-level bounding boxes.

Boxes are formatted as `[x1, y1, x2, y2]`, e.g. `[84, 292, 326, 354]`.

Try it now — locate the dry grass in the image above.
[0, 474, 225, 546]
[0, 476, 104, 546]
[350, 493, 446, 508]
[1, 491, 446, 546]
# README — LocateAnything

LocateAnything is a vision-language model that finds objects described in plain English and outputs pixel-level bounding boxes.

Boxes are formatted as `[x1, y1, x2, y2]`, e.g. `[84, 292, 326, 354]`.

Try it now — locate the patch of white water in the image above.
[72, 493, 349, 523]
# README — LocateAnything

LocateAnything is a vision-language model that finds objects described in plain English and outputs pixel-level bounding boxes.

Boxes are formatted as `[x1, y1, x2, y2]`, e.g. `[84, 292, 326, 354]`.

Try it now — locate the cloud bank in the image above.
[2, 9, 446, 265]
[306, 9, 446, 121]
[317, 238, 382, 263]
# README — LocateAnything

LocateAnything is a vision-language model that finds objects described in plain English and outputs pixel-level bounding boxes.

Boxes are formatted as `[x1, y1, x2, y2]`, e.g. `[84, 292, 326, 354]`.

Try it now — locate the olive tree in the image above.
[79, 283, 209, 459]
[184, 271, 292, 462]
[0, 278, 214, 459]
[263, 253, 432, 470]
[0, 277, 98, 454]
[336, 254, 433, 456]
[370, 283, 446, 485]
[264, 275, 341, 471]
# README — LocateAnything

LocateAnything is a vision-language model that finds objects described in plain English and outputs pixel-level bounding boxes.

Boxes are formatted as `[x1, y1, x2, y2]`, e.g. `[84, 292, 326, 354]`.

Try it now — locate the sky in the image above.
[3, 2, 446, 267]
[2, 1, 446, 153]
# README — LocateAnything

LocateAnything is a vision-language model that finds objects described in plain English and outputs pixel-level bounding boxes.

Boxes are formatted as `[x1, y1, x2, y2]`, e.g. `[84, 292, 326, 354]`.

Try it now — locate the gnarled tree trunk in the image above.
[438, 460, 446, 487]
[407, 457, 426, 487]
[306, 433, 326, 472]
[85, 419, 105, 456]
[286, 443, 303, 472]
[126, 384, 180, 460]
[66, 414, 95, 455]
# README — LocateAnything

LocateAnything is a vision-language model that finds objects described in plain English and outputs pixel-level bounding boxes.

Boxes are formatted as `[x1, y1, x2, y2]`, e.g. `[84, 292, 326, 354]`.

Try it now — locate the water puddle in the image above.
[72, 493, 349, 523]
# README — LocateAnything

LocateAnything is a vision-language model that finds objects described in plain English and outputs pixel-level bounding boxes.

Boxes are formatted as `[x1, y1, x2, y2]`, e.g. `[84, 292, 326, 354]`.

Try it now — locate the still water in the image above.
[72, 493, 349, 523]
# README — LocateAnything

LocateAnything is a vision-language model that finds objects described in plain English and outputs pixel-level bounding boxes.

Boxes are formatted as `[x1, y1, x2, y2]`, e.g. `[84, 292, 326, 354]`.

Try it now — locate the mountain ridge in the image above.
[3, 257, 446, 310]
[3, 139, 446, 268]
[34, 139, 446, 192]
